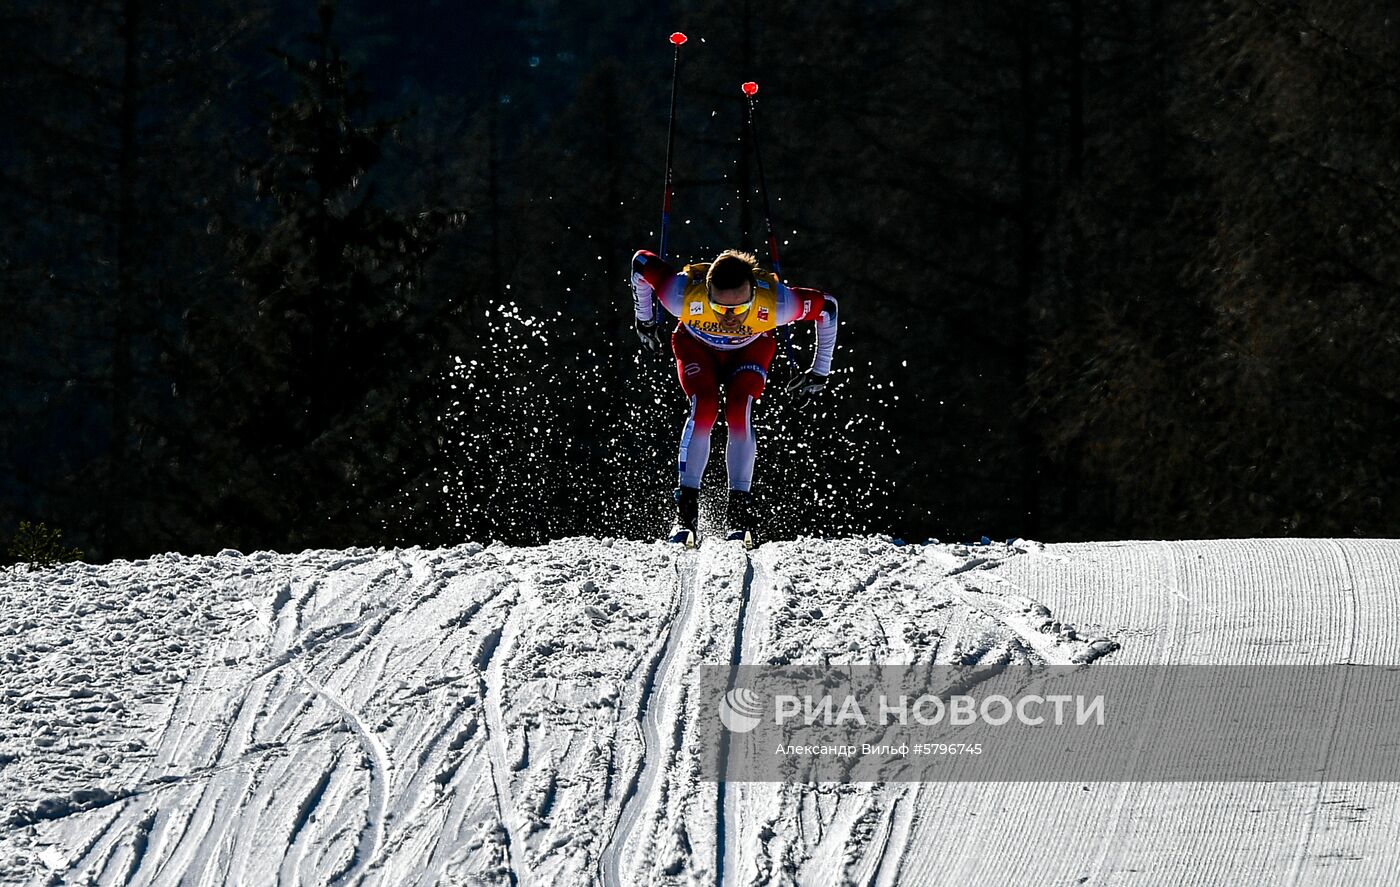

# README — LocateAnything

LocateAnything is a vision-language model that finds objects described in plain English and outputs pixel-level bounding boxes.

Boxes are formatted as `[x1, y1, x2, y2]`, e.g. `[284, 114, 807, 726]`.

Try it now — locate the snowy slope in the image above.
[1, 537, 1397, 886]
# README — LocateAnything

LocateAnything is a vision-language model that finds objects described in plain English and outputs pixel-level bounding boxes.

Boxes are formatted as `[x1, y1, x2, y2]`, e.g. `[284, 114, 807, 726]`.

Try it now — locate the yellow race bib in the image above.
[676, 263, 780, 341]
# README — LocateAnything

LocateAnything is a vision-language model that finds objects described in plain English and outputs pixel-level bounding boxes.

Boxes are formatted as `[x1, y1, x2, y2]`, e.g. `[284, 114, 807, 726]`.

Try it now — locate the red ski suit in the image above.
[630, 249, 839, 492]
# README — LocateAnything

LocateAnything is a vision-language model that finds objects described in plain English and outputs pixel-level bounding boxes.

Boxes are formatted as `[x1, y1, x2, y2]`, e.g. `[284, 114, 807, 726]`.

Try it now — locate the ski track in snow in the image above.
[717, 555, 753, 887]
[600, 551, 694, 887]
[290, 663, 389, 887]
[2, 537, 1399, 885]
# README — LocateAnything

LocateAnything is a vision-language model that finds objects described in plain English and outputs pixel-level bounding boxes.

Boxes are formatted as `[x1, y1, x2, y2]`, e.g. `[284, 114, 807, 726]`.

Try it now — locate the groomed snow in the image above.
[1, 537, 1397, 885]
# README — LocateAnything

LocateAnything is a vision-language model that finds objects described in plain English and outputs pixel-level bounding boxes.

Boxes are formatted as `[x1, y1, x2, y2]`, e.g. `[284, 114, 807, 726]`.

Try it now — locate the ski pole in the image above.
[659, 32, 687, 261]
[742, 81, 801, 372]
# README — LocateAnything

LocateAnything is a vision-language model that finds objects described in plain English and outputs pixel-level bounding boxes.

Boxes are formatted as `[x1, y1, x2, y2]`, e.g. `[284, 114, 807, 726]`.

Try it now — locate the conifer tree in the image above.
[179, 0, 445, 551]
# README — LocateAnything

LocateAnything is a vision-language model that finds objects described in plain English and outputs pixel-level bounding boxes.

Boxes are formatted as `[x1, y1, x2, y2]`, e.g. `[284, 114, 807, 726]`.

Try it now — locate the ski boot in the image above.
[725, 489, 757, 550]
[668, 485, 700, 549]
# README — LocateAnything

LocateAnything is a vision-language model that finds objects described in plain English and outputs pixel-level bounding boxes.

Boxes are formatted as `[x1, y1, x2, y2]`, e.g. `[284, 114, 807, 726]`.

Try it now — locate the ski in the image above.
[724, 490, 756, 550]
[667, 527, 700, 549]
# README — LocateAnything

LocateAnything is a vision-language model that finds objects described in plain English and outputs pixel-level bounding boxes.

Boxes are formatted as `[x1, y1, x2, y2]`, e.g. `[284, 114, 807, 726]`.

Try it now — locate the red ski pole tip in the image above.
[670, 32, 688, 45]
[741, 81, 759, 96]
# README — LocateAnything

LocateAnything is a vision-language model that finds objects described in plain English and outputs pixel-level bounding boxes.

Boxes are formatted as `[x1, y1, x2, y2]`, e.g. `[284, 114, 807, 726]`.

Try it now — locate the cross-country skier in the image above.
[630, 247, 839, 548]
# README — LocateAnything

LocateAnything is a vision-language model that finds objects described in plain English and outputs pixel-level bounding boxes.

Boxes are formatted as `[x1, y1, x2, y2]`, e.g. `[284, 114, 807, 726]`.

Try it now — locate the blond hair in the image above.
[707, 249, 759, 290]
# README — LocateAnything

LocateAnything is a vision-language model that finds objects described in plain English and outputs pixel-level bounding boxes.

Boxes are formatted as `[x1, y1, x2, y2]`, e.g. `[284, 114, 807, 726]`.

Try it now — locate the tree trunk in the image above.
[1015, 6, 1042, 536]
[108, 0, 141, 559]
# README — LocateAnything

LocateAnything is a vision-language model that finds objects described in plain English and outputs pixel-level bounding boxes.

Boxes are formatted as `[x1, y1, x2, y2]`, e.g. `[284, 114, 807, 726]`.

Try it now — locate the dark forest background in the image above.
[3, 0, 1398, 562]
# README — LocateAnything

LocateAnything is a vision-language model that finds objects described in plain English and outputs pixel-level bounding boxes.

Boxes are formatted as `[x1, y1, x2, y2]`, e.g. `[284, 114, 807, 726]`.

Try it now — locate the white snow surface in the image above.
[1, 536, 1398, 885]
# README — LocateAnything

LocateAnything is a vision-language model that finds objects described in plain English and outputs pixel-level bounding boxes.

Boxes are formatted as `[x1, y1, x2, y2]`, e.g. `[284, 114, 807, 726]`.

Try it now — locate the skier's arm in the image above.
[784, 285, 840, 375]
[630, 250, 685, 321]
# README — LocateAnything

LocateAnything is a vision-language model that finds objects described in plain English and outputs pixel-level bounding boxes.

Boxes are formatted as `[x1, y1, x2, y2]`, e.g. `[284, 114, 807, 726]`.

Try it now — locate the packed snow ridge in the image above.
[2, 536, 1398, 885]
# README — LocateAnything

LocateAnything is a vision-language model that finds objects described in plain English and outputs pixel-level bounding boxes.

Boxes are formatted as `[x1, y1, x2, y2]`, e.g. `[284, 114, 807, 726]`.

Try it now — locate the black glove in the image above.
[635, 318, 665, 355]
[785, 369, 828, 407]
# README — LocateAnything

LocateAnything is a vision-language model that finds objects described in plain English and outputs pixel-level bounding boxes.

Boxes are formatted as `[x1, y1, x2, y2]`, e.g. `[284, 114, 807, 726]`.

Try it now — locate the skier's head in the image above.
[707, 250, 758, 314]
